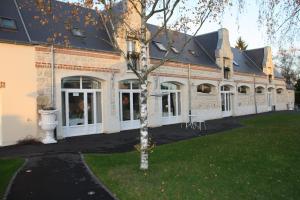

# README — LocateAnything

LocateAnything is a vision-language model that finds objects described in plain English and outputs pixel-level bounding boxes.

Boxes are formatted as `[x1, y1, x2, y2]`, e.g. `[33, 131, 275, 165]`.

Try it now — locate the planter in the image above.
[38, 109, 58, 144]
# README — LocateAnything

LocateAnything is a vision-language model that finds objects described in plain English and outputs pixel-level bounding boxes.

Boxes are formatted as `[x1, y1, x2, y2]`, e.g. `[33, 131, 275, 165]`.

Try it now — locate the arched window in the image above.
[276, 88, 283, 94]
[221, 85, 231, 91]
[197, 84, 213, 94]
[255, 86, 264, 94]
[119, 79, 140, 89]
[62, 76, 101, 89]
[161, 82, 180, 90]
[238, 85, 249, 94]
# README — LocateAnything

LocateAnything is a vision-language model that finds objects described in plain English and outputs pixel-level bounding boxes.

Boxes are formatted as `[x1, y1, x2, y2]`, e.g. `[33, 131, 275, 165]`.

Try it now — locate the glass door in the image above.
[68, 92, 84, 126]
[120, 91, 140, 130]
[221, 92, 232, 117]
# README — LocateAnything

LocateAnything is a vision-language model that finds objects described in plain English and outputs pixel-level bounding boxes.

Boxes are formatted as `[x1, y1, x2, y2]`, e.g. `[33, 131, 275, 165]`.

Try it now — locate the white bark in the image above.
[140, 81, 148, 170]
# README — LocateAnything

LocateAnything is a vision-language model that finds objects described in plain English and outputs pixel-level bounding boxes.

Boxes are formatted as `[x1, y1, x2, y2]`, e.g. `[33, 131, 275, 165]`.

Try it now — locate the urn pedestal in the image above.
[39, 109, 58, 144]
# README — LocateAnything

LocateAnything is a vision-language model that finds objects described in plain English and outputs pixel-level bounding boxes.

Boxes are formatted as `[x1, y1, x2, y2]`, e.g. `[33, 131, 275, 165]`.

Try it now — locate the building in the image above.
[0, 0, 295, 146]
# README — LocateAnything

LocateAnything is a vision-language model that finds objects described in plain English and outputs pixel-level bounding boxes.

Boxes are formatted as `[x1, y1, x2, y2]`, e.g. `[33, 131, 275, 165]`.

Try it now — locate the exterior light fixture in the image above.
[127, 40, 136, 55]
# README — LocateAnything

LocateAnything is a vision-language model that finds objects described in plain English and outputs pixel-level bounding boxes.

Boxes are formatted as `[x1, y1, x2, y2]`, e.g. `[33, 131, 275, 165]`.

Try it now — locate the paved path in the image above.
[0, 115, 245, 158]
[6, 153, 115, 200]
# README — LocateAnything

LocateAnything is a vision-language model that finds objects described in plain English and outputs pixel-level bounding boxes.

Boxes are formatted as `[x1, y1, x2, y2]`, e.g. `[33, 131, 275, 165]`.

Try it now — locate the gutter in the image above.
[253, 74, 258, 114]
[188, 64, 191, 123]
[13, 0, 32, 43]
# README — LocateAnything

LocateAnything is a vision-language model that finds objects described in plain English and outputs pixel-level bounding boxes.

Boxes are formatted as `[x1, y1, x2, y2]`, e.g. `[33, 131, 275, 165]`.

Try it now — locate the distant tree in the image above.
[235, 36, 248, 50]
[295, 79, 300, 91]
[275, 48, 300, 85]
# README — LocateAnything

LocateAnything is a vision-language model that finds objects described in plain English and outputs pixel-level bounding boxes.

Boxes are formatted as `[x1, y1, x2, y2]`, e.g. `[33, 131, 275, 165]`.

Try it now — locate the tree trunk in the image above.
[139, 0, 149, 170]
[139, 80, 148, 170]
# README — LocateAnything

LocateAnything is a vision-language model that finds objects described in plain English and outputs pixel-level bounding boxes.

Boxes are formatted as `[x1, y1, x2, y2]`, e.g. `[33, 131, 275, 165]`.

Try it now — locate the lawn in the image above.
[85, 113, 300, 200]
[0, 158, 24, 199]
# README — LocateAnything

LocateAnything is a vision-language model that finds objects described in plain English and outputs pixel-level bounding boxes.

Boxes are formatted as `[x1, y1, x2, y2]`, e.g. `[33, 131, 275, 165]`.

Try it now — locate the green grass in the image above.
[0, 158, 24, 199]
[85, 113, 300, 200]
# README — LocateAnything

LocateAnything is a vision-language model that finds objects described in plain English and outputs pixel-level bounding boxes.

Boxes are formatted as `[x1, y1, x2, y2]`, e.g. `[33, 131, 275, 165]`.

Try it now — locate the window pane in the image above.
[0, 18, 17, 30]
[87, 93, 94, 124]
[68, 92, 84, 126]
[133, 93, 140, 120]
[122, 93, 131, 121]
[82, 77, 101, 89]
[221, 93, 225, 111]
[96, 92, 102, 123]
[132, 81, 140, 89]
[62, 92, 66, 126]
[178, 92, 181, 115]
[170, 92, 176, 116]
[62, 77, 80, 89]
[162, 95, 169, 117]
[119, 81, 131, 89]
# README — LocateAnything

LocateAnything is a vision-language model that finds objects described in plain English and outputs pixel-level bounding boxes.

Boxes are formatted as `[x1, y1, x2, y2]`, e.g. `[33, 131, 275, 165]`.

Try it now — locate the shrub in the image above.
[17, 136, 41, 145]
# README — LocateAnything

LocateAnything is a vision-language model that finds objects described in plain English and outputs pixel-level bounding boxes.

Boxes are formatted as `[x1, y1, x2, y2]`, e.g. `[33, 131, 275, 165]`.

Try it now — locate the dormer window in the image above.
[268, 74, 272, 83]
[224, 67, 230, 79]
[71, 28, 85, 37]
[171, 46, 179, 54]
[153, 41, 167, 51]
[0, 17, 17, 30]
[189, 50, 196, 56]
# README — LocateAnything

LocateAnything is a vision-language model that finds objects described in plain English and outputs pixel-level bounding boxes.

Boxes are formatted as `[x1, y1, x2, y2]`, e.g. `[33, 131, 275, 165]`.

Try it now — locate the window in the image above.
[71, 28, 85, 37]
[127, 53, 139, 71]
[238, 86, 249, 94]
[161, 82, 180, 90]
[255, 86, 264, 94]
[221, 85, 231, 91]
[0, 17, 17, 30]
[224, 67, 230, 79]
[233, 60, 239, 66]
[119, 79, 140, 89]
[188, 50, 196, 56]
[197, 84, 213, 94]
[153, 41, 167, 51]
[268, 74, 272, 83]
[276, 88, 283, 94]
[171, 46, 179, 54]
[62, 76, 101, 89]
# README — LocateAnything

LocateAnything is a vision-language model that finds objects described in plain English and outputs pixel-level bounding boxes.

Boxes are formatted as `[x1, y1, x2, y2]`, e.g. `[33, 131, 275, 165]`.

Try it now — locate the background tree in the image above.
[274, 48, 300, 86]
[236, 0, 300, 46]
[235, 36, 248, 50]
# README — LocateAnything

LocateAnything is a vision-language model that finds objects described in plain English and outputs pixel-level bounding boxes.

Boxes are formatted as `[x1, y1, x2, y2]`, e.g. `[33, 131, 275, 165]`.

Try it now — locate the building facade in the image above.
[0, 0, 295, 146]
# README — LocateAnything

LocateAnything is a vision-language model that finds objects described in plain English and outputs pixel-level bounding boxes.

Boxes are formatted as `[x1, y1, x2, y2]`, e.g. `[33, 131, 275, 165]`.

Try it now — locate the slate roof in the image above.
[0, 0, 30, 43]
[147, 24, 217, 68]
[0, 0, 114, 52]
[0, 0, 271, 77]
[244, 48, 264, 70]
[231, 48, 265, 76]
[194, 31, 218, 60]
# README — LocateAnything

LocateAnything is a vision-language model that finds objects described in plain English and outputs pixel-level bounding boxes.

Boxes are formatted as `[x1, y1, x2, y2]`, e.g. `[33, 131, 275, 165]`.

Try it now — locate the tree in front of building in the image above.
[235, 36, 248, 50]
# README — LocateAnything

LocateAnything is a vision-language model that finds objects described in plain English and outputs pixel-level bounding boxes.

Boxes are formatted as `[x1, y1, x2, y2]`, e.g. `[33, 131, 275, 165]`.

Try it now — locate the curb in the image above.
[3, 158, 28, 200]
[79, 153, 119, 200]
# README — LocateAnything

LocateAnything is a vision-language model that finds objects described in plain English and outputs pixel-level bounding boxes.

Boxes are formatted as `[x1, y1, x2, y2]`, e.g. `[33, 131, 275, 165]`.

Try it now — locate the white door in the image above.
[267, 88, 273, 111]
[120, 91, 140, 130]
[161, 91, 181, 124]
[62, 90, 102, 137]
[221, 91, 232, 117]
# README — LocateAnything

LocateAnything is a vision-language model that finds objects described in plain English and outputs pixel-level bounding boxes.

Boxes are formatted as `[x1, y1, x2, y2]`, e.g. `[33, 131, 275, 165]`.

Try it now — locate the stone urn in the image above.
[39, 109, 58, 144]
